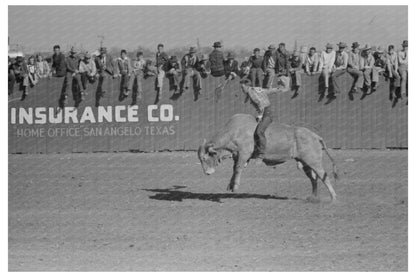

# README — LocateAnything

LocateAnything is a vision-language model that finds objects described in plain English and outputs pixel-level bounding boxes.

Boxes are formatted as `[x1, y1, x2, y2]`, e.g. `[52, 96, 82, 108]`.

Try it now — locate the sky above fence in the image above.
[9, 5, 408, 54]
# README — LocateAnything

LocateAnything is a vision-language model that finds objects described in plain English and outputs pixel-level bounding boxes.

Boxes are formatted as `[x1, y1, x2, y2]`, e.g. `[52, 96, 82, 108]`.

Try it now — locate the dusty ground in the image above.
[8, 150, 407, 271]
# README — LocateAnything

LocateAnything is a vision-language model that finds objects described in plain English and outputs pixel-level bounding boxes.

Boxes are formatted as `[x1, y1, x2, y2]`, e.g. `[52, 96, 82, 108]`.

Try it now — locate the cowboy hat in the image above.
[337, 42, 347, 48]
[268, 44, 276, 50]
[189, 47, 197, 53]
[69, 46, 77, 53]
[213, 41, 222, 48]
[362, 44, 372, 51]
[326, 43, 334, 49]
[227, 52, 235, 59]
[402, 40, 408, 47]
[351, 42, 360, 49]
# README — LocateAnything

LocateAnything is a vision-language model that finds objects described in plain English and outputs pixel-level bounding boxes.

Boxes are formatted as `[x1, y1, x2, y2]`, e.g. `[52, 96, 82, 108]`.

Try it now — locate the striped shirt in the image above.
[246, 87, 276, 116]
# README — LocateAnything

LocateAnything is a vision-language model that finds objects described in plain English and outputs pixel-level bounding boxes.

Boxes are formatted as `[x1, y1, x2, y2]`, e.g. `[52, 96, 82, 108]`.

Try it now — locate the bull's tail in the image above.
[319, 138, 338, 182]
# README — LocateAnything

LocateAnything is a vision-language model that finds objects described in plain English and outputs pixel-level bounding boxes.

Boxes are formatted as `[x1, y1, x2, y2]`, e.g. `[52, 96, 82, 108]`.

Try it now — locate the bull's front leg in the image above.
[227, 151, 250, 192]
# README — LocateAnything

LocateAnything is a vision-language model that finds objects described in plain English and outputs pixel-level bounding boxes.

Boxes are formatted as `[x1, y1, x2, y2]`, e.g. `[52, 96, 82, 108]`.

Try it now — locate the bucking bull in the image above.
[198, 114, 338, 202]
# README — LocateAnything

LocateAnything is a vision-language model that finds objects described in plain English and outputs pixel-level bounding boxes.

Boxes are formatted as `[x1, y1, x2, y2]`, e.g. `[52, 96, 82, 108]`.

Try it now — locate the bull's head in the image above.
[197, 139, 221, 175]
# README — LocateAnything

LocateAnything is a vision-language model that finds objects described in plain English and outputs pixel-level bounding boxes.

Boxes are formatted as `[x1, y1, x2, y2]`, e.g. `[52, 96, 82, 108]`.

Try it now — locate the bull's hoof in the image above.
[227, 184, 239, 192]
[306, 196, 320, 203]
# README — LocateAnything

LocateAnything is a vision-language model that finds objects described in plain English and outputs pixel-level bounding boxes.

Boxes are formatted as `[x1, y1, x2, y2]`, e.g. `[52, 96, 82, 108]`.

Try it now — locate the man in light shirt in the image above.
[347, 42, 364, 96]
[332, 42, 349, 96]
[359, 44, 375, 92]
[319, 43, 336, 97]
[386, 45, 401, 89]
[398, 40, 408, 97]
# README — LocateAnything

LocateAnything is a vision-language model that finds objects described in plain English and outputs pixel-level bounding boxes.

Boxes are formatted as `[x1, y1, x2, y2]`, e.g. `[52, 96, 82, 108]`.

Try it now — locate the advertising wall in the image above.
[8, 73, 408, 154]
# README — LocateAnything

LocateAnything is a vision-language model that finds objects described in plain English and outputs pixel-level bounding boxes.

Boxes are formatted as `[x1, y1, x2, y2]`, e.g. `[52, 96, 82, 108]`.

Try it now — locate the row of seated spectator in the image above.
[8, 40, 408, 109]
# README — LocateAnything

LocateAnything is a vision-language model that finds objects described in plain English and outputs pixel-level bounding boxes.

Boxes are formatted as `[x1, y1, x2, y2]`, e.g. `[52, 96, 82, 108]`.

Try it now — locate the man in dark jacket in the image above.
[166, 55, 182, 92]
[248, 48, 264, 87]
[58, 46, 84, 109]
[209, 41, 225, 77]
[155, 43, 169, 98]
[223, 52, 239, 80]
[51, 45, 66, 77]
[12, 56, 29, 100]
[275, 43, 291, 92]
[262, 44, 277, 88]
[94, 46, 115, 106]
[289, 50, 303, 90]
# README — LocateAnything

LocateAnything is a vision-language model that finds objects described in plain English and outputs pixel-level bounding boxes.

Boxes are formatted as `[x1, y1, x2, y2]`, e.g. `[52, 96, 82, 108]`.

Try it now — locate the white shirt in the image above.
[319, 51, 336, 72]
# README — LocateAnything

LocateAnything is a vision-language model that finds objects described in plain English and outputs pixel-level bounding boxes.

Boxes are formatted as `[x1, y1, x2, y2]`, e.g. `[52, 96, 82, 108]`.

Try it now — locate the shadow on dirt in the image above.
[143, 185, 298, 203]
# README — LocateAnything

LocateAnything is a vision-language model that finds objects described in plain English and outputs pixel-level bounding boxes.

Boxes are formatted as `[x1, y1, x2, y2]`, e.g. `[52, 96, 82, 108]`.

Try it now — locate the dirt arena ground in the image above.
[8, 149, 407, 271]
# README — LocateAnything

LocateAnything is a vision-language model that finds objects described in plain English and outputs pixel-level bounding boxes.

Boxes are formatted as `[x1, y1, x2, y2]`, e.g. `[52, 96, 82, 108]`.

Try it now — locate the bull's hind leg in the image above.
[302, 165, 319, 202]
[314, 166, 337, 202]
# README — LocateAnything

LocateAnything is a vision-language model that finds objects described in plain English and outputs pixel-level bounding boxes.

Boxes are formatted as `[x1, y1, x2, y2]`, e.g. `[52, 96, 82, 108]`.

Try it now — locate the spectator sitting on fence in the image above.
[116, 49, 134, 99]
[305, 47, 319, 75]
[319, 43, 336, 97]
[248, 48, 264, 87]
[79, 52, 97, 91]
[12, 56, 29, 100]
[35, 54, 50, 78]
[27, 56, 39, 88]
[398, 40, 408, 98]
[181, 46, 201, 94]
[289, 50, 303, 92]
[372, 46, 387, 92]
[331, 42, 349, 98]
[224, 52, 240, 81]
[8, 56, 15, 96]
[262, 44, 278, 89]
[143, 59, 157, 78]
[58, 46, 84, 110]
[209, 41, 225, 77]
[51, 45, 66, 77]
[94, 46, 115, 106]
[239, 57, 250, 80]
[166, 55, 182, 93]
[275, 43, 291, 92]
[195, 54, 211, 79]
[347, 42, 364, 98]
[359, 44, 376, 94]
[131, 51, 146, 102]
[155, 43, 169, 99]
[386, 44, 401, 91]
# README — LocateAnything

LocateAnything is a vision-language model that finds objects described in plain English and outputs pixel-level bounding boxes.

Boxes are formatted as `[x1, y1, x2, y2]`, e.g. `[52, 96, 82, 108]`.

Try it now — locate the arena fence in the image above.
[8, 72, 407, 154]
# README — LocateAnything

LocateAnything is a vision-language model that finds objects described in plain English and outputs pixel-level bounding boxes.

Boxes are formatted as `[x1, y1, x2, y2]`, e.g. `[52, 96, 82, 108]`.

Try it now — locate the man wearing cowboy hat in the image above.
[386, 45, 401, 89]
[166, 55, 182, 92]
[248, 48, 264, 87]
[398, 40, 408, 97]
[196, 54, 211, 79]
[181, 46, 201, 94]
[262, 44, 278, 89]
[209, 41, 225, 77]
[372, 46, 387, 91]
[347, 42, 364, 95]
[94, 46, 115, 105]
[79, 52, 97, 91]
[224, 52, 239, 80]
[331, 42, 349, 96]
[319, 43, 336, 96]
[116, 49, 134, 99]
[239, 79, 283, 162]
[359, 44, 376, 92]
[58, 46, 84, 109]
